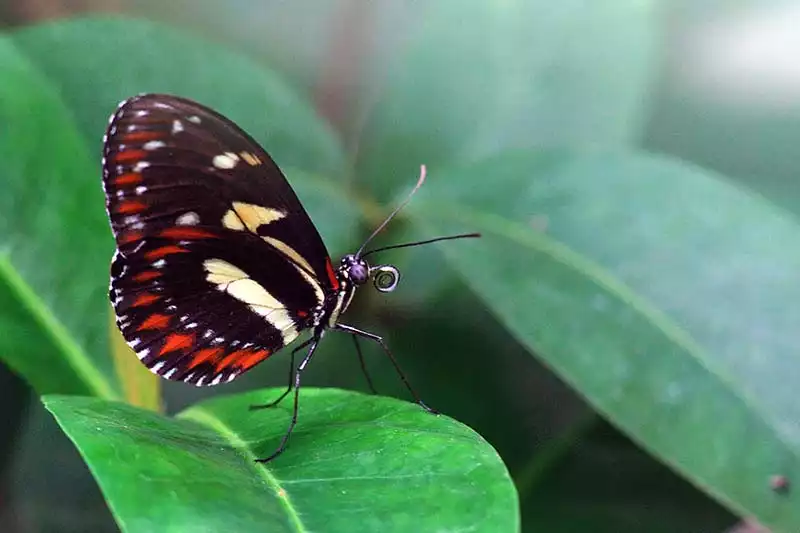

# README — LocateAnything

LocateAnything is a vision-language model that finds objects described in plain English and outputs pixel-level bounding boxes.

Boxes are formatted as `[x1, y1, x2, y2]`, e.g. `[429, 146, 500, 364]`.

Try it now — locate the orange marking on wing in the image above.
[120, 131, 162, 142]
[119, 231, 143, 245]
[160, 332, 195, 355]
[325, 258, 339, 290]
[144, 245, 188, 261]
[138, 313, 171, 330]
[114, 173, 142, 186]
[239, 349, 270, 371]
[113, 149, 147, 163]
[296, 310, 308, 318]
[117, 200, 148, 215]
[133, 271, 160, 283]
[159, 227, 218, 240]
[131, 293, 161, 307]
[188, 347, 224, 369]
[215, 350, 246, 373]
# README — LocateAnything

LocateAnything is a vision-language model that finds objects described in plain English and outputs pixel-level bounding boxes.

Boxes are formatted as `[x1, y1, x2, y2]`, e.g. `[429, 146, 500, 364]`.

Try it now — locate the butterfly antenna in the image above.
[356, 165, 428, 258]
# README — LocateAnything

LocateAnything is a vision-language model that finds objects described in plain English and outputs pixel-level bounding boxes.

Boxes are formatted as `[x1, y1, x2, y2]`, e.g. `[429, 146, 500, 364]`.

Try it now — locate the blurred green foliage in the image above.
[1, 2, 800, 532]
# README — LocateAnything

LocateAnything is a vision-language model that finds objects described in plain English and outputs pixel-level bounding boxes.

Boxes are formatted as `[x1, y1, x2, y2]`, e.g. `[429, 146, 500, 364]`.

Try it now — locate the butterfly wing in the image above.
[103, 94, 337, 386]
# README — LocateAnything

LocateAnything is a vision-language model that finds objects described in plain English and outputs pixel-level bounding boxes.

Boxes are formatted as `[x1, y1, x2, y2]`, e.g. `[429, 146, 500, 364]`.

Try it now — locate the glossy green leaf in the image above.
[10, 17, 346, 181]
[0, 36, 119, 399]
[44, 389, 518, 533]
[356, 0, 659, 201]
[408, 149, 800, 532]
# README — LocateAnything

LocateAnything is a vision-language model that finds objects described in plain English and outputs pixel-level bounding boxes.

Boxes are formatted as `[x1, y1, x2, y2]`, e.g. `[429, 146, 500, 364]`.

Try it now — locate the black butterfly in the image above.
[102, 93, 478, 461]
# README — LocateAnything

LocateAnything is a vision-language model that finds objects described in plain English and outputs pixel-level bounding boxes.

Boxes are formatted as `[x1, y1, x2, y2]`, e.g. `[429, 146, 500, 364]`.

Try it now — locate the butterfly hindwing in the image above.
[103, 94, 333, 385]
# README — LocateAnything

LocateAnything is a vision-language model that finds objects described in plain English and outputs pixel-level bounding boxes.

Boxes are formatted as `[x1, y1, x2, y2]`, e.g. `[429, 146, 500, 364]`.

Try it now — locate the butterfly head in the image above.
[339, 254, 400, 293]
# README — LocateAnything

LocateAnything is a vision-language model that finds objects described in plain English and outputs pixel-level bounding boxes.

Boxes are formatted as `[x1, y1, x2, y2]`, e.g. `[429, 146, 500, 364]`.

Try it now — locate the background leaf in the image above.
[355, 0, 660, 201]
[0, 35, 118, 399]
[45, 389, 519, 533]
[10, 17, 346, 181]
[409, 148, 800, 531]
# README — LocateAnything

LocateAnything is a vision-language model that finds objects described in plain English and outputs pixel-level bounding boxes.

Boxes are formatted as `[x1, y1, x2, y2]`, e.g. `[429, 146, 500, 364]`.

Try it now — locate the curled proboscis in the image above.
[371, 265, 400, 293]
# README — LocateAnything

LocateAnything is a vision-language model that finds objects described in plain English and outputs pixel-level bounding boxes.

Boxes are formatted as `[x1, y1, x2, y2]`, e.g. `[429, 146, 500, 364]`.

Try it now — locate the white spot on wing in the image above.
[212, 152, 240, 169]
[135, 186, 147, 195]
[164, 368, 177, 379]
[188, 115, 201, 124]
[134, 161, 150, 172]
[154, 259, 166, 268]
[137, 348, 150, 360]
[143, 140, 166, 150]
[152, 361, 165, 373]
[176, 211, 200, 226]
[172, 120, 184, 134]
[210, 375, 224, 386]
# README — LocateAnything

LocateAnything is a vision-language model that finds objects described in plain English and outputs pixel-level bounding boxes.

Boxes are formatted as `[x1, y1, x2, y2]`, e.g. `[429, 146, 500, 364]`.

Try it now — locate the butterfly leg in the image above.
[351, 334, 378, 394]
[249, 337, 314, 410]
[255, 332, 323, 463]
[334, 324, 438, 414]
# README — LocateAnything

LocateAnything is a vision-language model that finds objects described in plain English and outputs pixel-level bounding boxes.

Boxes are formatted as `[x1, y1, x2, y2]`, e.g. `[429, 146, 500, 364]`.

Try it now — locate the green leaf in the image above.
[0, 36, 119, 399]
[408, 149, 800, 531]
[356, 0, 660, 201]
[10, 16, 346, 179]
[44, 390, 519, 533]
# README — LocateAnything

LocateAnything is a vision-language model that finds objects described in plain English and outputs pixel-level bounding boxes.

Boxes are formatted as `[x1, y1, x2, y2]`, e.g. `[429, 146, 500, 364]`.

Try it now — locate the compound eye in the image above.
[370, 265, 400, 293]
[349, 262, 369, 285]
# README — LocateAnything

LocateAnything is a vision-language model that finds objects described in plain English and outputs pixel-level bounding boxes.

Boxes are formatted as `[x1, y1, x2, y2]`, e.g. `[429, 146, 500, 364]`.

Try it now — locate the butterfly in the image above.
[102, 93, 478, 461]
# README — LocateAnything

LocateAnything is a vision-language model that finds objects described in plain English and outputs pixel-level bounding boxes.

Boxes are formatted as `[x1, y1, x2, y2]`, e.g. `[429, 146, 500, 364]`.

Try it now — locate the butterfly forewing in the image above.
[103, 94, 336, 386]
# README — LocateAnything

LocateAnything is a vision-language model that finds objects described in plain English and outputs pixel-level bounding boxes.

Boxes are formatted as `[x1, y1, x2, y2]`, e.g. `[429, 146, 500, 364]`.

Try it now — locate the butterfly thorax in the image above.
[322, 254, 369, 328]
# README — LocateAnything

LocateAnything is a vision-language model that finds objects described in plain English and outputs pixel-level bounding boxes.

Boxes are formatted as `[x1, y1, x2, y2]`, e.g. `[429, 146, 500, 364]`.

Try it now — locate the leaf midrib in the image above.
[179, 407, 308, 533]
[0, 254, 118, 399]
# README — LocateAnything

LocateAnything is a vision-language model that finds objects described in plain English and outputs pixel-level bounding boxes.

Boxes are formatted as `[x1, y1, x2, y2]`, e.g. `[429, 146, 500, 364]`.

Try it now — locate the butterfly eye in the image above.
[348, 261, 369, 285]
[370, 265, 400, 293]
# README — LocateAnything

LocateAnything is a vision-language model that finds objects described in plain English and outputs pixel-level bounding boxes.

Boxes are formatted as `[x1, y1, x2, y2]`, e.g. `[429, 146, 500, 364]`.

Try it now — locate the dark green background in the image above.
[2, 1, 799, 532]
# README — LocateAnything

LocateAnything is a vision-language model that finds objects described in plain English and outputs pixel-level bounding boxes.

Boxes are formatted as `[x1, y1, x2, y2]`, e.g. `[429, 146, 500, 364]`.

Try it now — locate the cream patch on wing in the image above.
[222, 202, 286, 233]
[203, 258, 298, 343]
